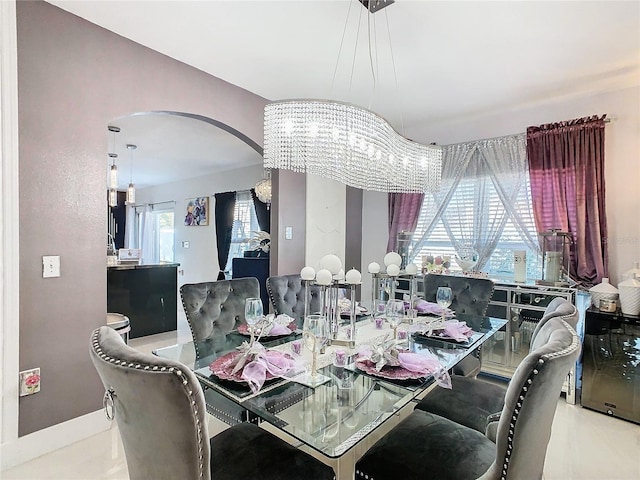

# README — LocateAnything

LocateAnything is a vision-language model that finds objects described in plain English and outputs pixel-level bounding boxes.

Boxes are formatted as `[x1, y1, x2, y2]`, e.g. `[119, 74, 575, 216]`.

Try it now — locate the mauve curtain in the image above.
[250, 188, 271, 233]
[387, 193, 425, 252]
[526, 115, 607, 286]
[214, 191, 237, 280]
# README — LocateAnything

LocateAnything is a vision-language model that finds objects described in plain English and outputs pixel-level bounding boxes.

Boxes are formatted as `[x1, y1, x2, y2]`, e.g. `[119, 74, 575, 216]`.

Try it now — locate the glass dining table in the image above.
[154, 314, 506, 459]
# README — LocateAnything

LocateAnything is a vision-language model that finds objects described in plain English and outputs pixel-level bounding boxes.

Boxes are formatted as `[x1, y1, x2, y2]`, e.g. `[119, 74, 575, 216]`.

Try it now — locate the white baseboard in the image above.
[0, 410, 110, 471]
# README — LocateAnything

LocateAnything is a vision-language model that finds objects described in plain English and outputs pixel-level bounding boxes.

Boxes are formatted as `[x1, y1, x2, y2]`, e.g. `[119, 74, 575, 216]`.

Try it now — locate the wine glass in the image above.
[385, 299, 405, 341]
[302, 314, 329, 382]
[436, 287, 453, 323]
[244, 298, 263, 345]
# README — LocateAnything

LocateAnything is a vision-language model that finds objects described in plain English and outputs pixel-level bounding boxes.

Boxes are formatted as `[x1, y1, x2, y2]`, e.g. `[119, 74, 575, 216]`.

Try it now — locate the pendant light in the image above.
[108, 125, 120, 189]
[263, 0, 442, 193]
[126, 144, 136, 204]
[254, 169, 272, 209]
[108, 125, 120, 207]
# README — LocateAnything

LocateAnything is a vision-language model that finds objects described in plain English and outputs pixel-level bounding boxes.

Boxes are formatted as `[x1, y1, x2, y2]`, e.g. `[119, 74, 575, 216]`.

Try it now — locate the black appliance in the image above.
[581, 308, 640, 424]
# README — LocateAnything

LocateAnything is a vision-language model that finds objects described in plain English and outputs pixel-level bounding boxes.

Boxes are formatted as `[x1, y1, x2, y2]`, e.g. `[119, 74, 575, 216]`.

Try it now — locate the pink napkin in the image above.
[268, 323, 292, 336]
[241, 350, 296, 393]
[415, 300, 454, 316]
[398, 352, 452, 389]
[442, 320, 473, 342]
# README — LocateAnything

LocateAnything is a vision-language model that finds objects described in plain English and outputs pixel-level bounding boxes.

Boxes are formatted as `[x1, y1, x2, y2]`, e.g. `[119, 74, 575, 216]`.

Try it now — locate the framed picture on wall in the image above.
[185, 197, 209, 226]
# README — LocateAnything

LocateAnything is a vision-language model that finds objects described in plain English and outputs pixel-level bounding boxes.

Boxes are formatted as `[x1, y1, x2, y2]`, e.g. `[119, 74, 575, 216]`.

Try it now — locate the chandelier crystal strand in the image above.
[264, 100, 442, 193]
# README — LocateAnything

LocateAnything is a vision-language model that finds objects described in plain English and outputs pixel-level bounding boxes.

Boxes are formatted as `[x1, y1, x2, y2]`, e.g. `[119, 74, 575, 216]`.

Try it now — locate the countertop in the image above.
[107, 262, 180, 271]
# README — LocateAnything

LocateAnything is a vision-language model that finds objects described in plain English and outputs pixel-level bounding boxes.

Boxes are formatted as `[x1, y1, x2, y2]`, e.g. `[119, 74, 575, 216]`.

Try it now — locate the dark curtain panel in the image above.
[387, 193, 425, 252]
[250, 188, 271, 233]
[214, 191, 237, 280]
[526, 115, 608, 286]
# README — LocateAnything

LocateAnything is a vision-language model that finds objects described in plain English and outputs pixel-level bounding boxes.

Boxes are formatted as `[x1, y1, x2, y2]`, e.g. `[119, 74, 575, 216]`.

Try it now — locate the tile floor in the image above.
[3, 329, 639, 480]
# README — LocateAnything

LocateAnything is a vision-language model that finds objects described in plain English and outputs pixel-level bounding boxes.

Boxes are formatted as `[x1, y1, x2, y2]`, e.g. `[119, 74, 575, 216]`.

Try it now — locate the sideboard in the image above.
[107, 263, 179, 339]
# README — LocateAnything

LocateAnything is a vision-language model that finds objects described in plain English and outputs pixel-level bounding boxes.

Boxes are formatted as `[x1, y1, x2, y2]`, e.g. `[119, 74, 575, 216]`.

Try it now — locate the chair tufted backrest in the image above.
[90, 326, 211, 480]
[479, 317, 581, 480]
[530, 297, 578, 347]
[266, 274, 322, 321]
[180, 278, 260, 343]
[423, 274, 495, 316]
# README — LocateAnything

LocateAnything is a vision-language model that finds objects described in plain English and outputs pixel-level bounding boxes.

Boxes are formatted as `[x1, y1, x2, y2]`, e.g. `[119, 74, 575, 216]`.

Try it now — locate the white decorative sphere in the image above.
[320, 254, 342, 275]
[405, 263, 418, 275]
[334, 268, 345, 280]
[345, 269, 362, 284]
[386, 264, 401, 277]
[368, 262, 381, 274]
[384, 252, 402, 267]
[300, 266, 316, 281]
[315, 269, 333, 285]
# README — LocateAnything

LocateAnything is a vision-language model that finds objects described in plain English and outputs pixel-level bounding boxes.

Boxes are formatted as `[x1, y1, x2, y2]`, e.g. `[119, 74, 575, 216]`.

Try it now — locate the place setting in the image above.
[348, 333, 452, 390]
[203, 298, 304, 397]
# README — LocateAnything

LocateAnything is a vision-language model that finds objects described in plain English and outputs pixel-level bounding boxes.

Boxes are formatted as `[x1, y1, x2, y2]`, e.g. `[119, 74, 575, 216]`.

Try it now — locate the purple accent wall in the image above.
[16, 1, 267, 435]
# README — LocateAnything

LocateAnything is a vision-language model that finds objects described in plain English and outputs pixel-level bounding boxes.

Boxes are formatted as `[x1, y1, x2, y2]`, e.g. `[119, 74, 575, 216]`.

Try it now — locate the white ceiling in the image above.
[107, 113, 262, 189]
[48, 0, 640, 187]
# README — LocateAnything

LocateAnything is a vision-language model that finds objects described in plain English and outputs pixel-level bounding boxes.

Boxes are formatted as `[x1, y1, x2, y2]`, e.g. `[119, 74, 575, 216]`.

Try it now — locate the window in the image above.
[130, 205, 175, 263]
[155, 210, 175, 263]
[225, 191, 260, 275]
[411, 150, 540, 281]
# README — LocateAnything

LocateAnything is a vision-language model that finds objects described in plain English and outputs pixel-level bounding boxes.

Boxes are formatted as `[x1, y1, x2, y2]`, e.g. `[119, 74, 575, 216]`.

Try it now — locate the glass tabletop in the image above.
[154, 315, 506, 458]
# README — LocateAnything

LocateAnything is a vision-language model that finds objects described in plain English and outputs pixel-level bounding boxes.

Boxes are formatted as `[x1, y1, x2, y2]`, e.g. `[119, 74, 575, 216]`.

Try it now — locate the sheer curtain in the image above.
[139, 205, 156, 264]
[527, 115, 607, 285]
[411, 134, 537, 269]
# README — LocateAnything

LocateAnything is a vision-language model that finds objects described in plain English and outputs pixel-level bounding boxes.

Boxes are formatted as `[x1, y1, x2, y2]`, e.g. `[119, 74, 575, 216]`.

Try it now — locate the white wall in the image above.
[362, 86, 640, 287]
[136, 163, 263, 285]
[305, 175, 347, 269]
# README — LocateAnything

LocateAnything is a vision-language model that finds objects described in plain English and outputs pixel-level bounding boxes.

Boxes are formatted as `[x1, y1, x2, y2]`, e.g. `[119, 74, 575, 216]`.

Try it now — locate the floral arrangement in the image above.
[421, 254, 451, 274]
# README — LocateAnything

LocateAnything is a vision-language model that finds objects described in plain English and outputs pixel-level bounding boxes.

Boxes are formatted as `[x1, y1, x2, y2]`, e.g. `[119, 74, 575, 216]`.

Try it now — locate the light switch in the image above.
[285, 227, 293, 240]
[42, 256, 60, 278]
[182, 241, 190, 248]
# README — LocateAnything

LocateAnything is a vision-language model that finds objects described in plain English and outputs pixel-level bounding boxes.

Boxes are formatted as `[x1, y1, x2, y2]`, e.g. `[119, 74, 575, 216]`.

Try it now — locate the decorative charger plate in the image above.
[237, 321, 297, 337]
[412, 330, 484, 349]
[354, 358, 429, 381]
[209, 350, 294, 384]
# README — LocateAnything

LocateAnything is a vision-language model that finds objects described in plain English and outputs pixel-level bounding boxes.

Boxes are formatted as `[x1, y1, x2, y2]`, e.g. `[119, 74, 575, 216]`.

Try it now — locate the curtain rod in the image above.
[131, 200, 176, 209]
[441, 115, 612, 147]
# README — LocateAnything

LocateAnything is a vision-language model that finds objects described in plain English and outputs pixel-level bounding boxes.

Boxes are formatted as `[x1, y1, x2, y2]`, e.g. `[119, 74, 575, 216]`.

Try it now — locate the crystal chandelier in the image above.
[263, 1, 442, 194]
[264, 101, 441, 193]
[254, 169, 272, 208]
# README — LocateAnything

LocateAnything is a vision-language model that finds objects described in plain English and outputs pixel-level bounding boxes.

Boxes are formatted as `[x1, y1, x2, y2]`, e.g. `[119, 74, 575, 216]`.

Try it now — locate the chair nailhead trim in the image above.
[91, 329, 207, 479]
[499, 317, 580, 479]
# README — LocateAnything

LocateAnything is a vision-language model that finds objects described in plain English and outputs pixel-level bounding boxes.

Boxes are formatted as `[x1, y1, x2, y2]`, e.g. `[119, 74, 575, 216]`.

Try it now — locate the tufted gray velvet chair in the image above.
[180, 278, 260, 343]
[90, 326, 335, 480]
[414, 298, 578, 437]
[423, 274, 495, 377]
[423, 274, 495, 316]
[266, 274, 322, 321]
[355, 315, 581, 480]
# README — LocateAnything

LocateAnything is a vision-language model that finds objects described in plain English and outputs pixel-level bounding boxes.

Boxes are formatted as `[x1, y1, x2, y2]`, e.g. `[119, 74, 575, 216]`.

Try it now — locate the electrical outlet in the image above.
[19, 368, 41, 396]
[42, 255, 60, 278]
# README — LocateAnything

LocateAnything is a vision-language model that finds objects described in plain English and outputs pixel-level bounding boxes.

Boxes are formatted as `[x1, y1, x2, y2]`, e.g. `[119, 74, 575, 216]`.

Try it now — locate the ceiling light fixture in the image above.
[107, 125, 120, 207]
[254, 169, 272, 209]
[263, 0, 442, 193]
[126, 144, 136, 205]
